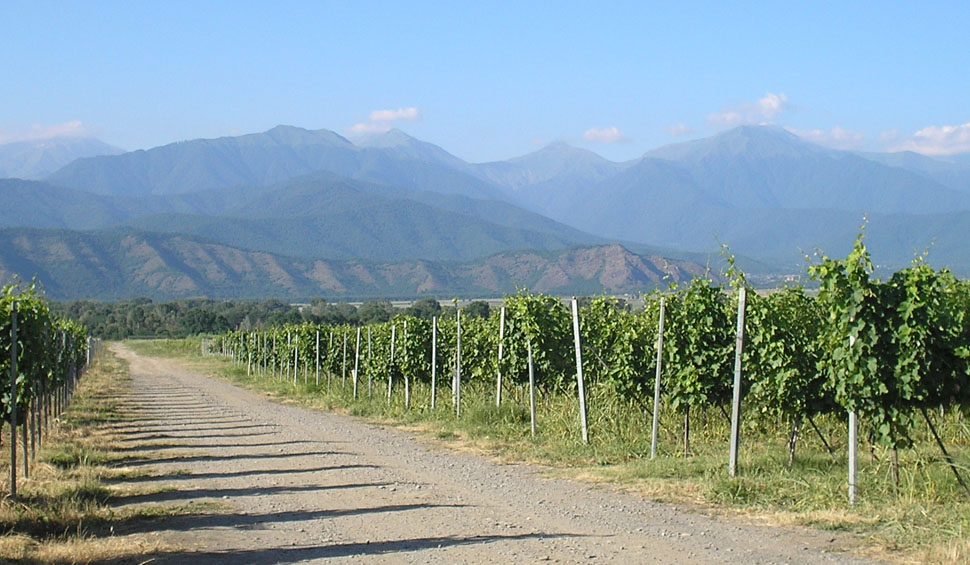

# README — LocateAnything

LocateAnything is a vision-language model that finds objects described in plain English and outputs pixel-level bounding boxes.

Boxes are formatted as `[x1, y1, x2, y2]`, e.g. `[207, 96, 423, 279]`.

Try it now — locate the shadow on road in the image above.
[101, 532, 585, 564]
[112, 481, 394, 505]
[113, 503, 473, 535]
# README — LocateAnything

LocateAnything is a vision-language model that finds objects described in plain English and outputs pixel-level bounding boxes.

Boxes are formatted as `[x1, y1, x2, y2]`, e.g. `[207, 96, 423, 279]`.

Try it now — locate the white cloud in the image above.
[369, 107, 421, 123]
[0, 120, 90, 144]
[348, 122, 393, 135]
[708, 92, 791, 127]
[789, 126, 867, 150]
[582, 126, 629, 144]
[664, 123, 693, 137]
[349, 106, 422, 135]
[891, 122, 970, 156]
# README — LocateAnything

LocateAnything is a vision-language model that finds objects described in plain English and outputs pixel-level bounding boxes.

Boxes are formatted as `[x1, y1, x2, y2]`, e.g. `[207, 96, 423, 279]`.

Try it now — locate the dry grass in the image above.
[0, 347, 180, 563]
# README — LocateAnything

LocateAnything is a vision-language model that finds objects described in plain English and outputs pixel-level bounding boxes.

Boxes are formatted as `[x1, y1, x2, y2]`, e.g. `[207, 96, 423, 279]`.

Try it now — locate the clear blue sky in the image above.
[3, 1, 969, 162]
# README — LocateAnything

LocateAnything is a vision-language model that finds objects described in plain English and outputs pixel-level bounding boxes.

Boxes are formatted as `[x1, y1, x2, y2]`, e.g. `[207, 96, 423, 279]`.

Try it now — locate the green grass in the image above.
[131, 338, 970, 564]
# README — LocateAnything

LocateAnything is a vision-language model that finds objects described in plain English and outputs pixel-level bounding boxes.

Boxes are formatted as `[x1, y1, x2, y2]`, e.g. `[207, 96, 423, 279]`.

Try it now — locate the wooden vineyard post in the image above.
[387, 325, 396, 405]
[496, 305, 505, 407]
[729, 287, 747, 478]
[315, 330, 320, 386]
[9, 301, 19, 498]
[353, 327, 361, 399]
[571, 298, 589, 444]
[651, 296, 666, 460]
[455, 309, 462, 418]
[528, 340, 536, 437]
[431, 316, 438, 409]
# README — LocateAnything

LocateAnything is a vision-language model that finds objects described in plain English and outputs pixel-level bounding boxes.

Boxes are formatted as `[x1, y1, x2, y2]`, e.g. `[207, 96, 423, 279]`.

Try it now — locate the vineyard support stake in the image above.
[848, 410, 858, 505]
[528, 341, 536, 437]
[496, 306, 505, 408]
[328, 331, 333, 390]
[651, 297, 666, 460]
[431, 316, 437, 410]
[456, 309, 462, 418]
[404, 320, 410, 410]
[388, 325, 396, 405]
[9, 301, 18, 499]
[729, 287, 747, 478]
[354, 327, 361, 399]
[367, 327, 373, 398]
[571, 298, 589, 444]
[920, 406, 970, 495]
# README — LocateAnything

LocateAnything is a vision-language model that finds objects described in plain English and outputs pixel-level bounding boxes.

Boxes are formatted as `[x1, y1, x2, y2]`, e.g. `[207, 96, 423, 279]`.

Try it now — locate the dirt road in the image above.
[109, 344, 876, 564]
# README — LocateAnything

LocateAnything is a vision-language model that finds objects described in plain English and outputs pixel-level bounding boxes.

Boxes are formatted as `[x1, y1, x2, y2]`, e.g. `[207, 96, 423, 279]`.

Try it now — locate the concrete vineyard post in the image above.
[403, 320, 410, 410]
[431, 316, 438, 410]
[354, 327, 361, 399]
[456, 309, 462, 418]
[528, 340, 536, 437]
[328, 332, 334, 390]
[342, 332, 348, 389]
[496, 305, 505, 408]
[651, 297, 666, 460]
[849, 410, 858, 505]
[571, 298, 589, 444]
[367, 327, 373, 398]
[293, 339, 299, 386]
[9, 301, 18, 498]
[848, 333, 858, 505]
[315, 331, 320, 386]
[729, 287, 746, 478]
[388, 324, 396, 405]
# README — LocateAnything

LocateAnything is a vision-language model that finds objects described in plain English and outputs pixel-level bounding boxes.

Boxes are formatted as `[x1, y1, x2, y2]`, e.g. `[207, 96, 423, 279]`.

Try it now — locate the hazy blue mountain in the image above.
[856, 150, 970, 193]
[473, 142, 629, 213]
[0, 228, 705, 301]
[5, 171, 601, 264]
[355, 128, 474, 173]
[0, 178, 265, 230]
[0, 137, 123, 179]
[477, 142, 626, 189]
[20, 123, 970, 287]
[643, 126, 970, 213]
[47, 125, 359, 196]
[47, 125, 506, 200]
[122, 200, 595, 263]
[0, 179, 135, 229]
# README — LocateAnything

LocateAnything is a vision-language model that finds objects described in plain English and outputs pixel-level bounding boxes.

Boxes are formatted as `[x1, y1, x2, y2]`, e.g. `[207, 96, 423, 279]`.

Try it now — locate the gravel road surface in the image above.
[109, 344, 877, 564]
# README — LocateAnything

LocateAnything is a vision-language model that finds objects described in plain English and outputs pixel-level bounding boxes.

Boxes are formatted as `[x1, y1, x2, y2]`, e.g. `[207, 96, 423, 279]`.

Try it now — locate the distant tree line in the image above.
[51, 297, 491, 339]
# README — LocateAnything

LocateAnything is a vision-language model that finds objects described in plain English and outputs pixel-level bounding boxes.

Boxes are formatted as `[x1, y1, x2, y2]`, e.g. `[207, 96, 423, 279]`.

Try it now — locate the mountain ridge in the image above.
[0, 227, 705, 301]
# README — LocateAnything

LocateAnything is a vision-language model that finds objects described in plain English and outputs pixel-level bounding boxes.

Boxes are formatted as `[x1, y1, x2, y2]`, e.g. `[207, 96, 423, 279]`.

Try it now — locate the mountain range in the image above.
[0, 137, 123, 179]
[2, 124, 969, 300]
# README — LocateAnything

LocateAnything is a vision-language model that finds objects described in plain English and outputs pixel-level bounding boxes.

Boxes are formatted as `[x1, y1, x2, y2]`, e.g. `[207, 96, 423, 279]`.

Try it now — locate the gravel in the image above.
[109, 344, 879, 564]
